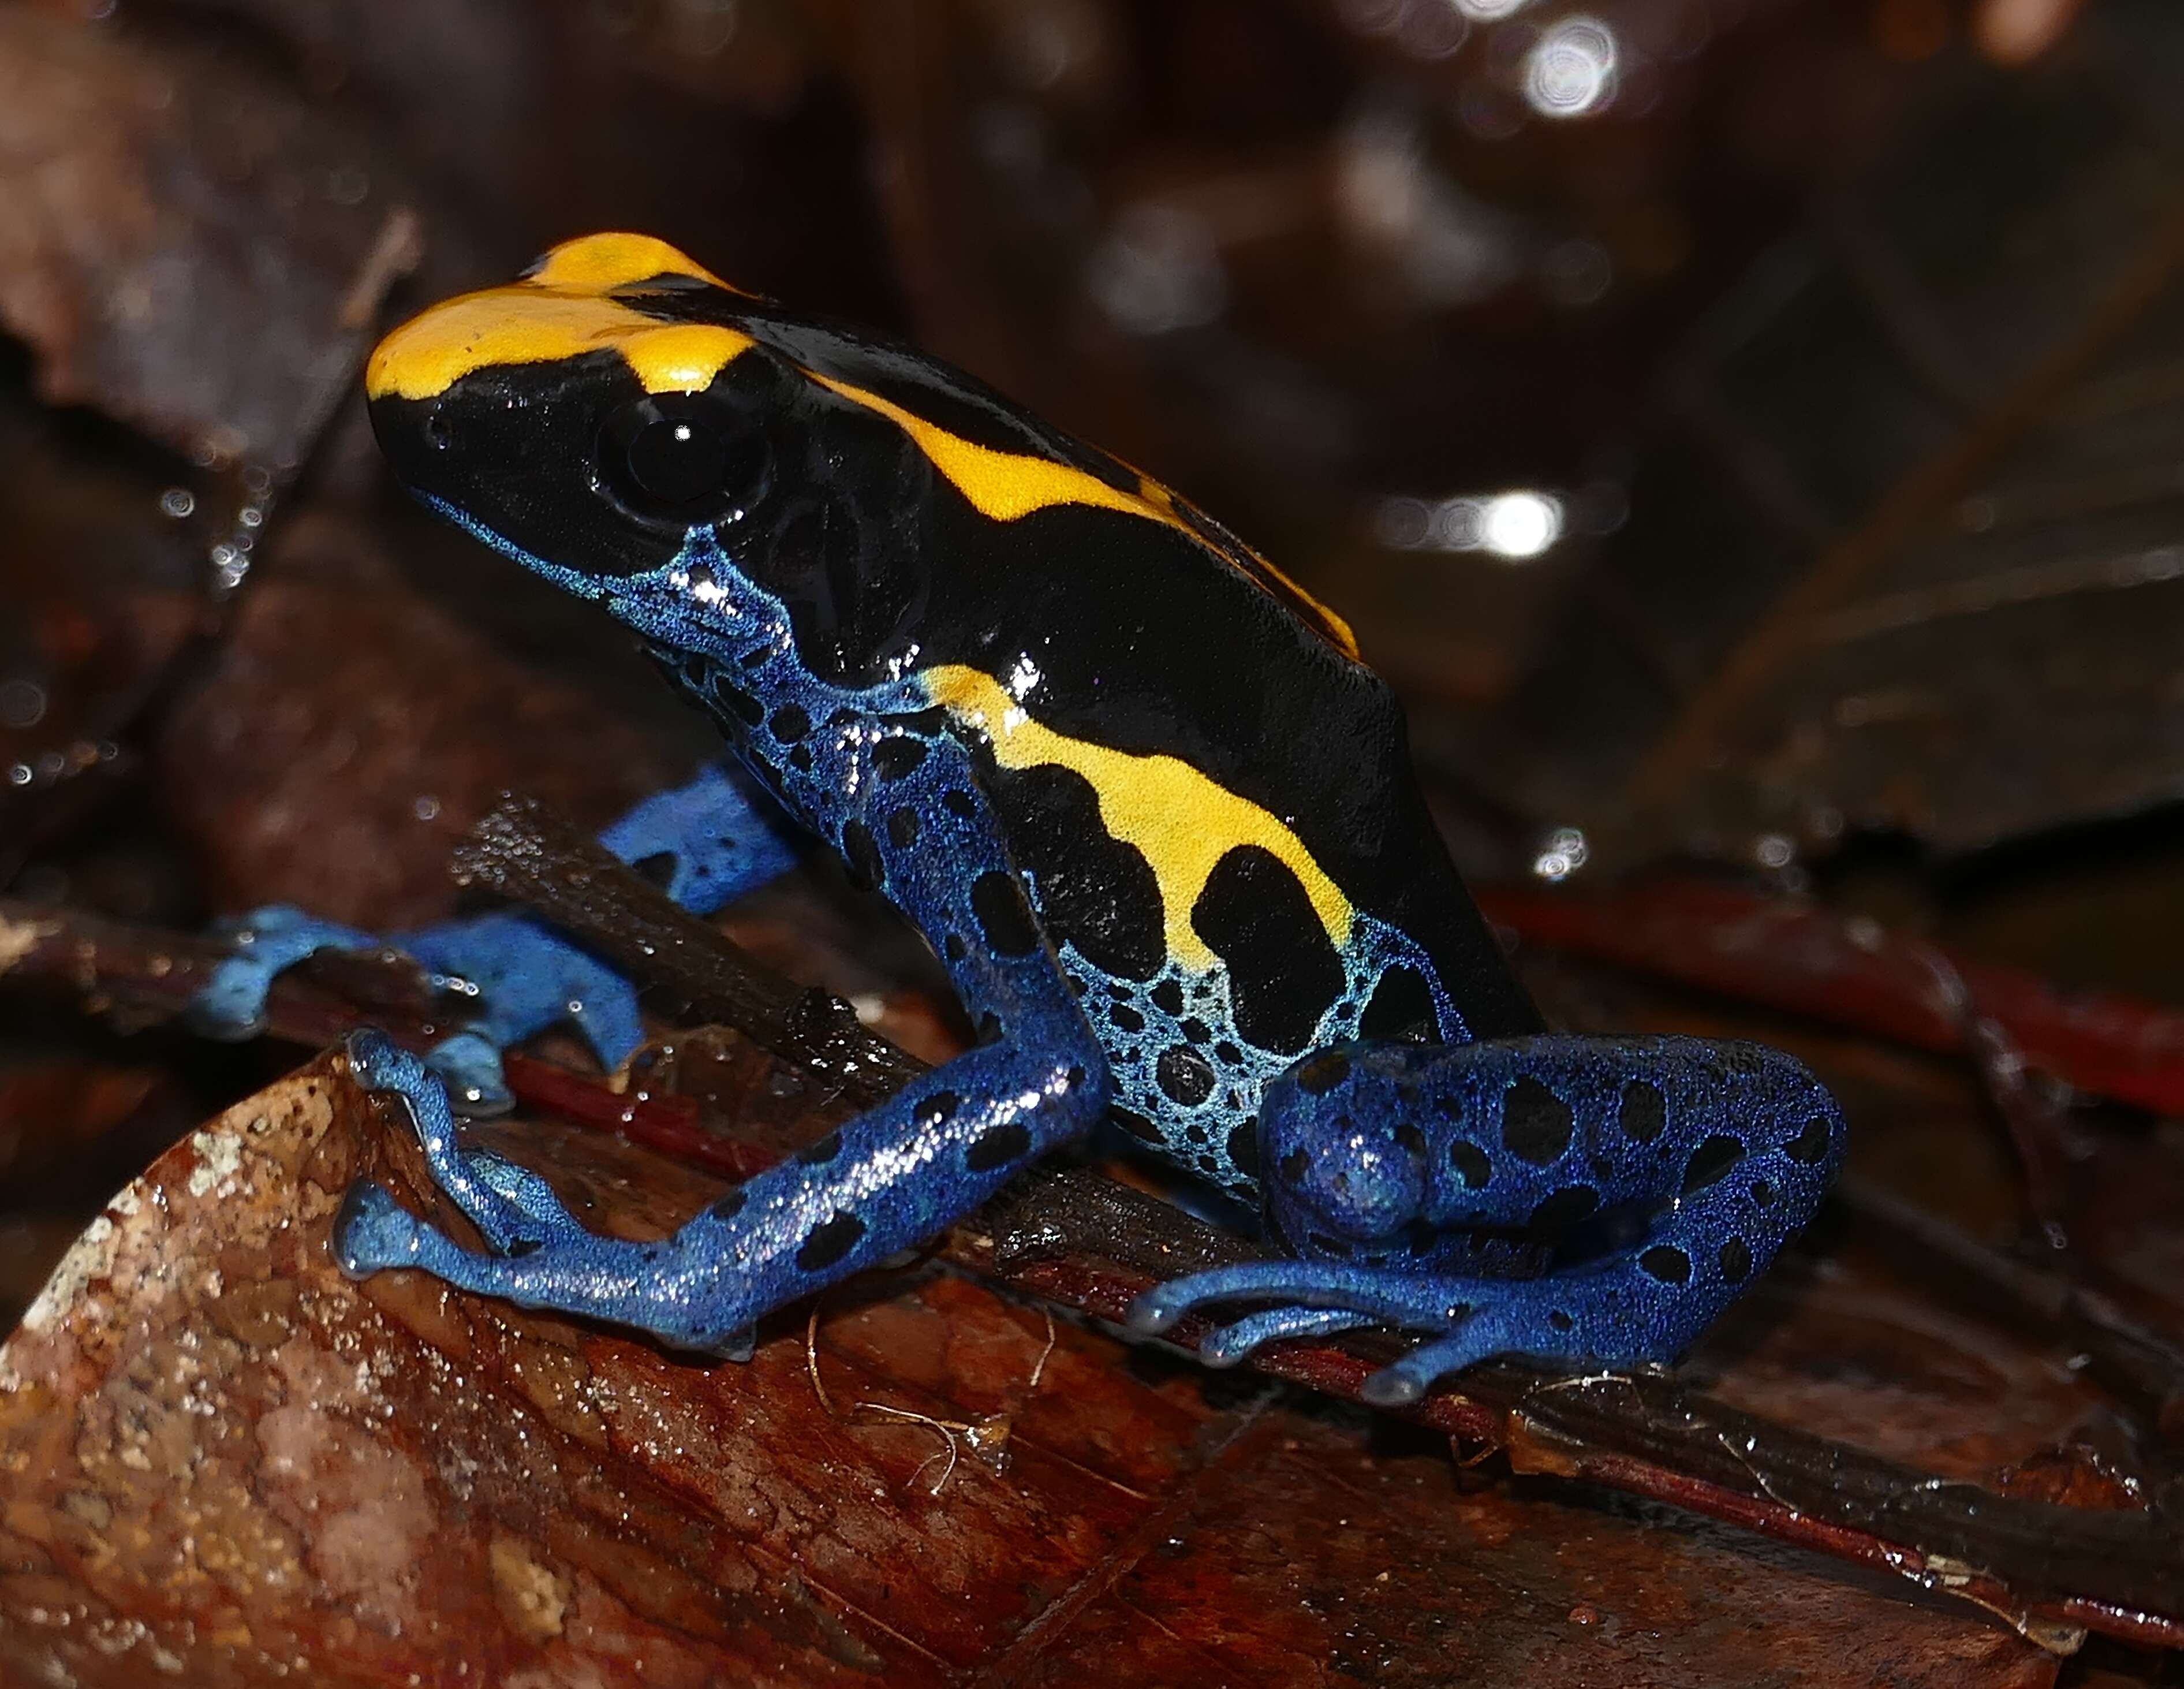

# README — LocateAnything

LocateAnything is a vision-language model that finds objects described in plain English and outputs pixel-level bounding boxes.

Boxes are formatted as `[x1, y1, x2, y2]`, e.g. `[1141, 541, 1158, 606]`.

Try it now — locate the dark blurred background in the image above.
[4, 0, 2183, 1303]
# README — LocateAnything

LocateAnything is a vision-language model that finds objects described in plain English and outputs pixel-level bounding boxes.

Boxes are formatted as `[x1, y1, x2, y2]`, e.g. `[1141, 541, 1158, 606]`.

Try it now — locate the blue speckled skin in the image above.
[193, 763, 801, 1110]
[336, 525, 1110, 1348]
[267, 238, 1846, 1403]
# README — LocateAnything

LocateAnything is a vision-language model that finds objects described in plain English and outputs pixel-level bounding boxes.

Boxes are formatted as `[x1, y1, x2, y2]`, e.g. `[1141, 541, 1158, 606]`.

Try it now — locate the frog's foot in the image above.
[192, 905, 382, 1039]
[401, 912, 645, 1112]
[343, 1029, 578, 1253]
[1130, 1243, 1760, 1408]
[342, 1028, 764, 1351]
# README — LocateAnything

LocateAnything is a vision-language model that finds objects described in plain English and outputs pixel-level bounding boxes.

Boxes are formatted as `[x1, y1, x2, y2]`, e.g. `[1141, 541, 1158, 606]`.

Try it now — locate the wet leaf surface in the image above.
[0, 1048, 2081, 1687]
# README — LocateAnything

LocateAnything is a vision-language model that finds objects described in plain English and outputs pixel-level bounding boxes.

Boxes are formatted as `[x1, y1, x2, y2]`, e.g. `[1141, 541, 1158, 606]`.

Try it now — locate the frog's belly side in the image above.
[1057, 906, 1457, 1202]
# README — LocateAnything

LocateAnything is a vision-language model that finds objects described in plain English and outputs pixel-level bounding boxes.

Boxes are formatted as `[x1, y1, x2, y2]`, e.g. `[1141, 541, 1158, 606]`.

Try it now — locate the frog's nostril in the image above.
[422, 407, 453, 451]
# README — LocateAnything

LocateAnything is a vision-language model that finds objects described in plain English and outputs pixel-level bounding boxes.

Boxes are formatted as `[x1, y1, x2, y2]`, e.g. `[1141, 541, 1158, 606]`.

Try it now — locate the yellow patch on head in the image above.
[365, 233, 754, 402]
[923, 665, 1353, 971]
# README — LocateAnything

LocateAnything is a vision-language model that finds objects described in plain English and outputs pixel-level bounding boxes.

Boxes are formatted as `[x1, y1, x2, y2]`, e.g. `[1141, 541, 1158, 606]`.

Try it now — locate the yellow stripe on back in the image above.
[923, 664, 1353, 971]
[805, 369, 1362, 661]
[805, 371, 1188, 528]
[366, 234, 755, 402]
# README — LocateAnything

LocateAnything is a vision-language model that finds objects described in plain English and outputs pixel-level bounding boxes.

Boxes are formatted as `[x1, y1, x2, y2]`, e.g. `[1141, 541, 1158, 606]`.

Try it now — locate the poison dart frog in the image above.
[197, 234, 1845, 1405]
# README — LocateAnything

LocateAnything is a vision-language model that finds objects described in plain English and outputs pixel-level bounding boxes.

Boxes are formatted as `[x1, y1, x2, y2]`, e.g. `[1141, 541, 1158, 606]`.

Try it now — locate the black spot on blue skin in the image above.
[1109, 1002, 1144, 1034]
[943, 788, 978, 821]
[710, 1187, 747, 1221]
[1719, 1236, 1752, 1282]
[979, 1012, 1003, 1039]
[1750, 1179, 1776, 1208]
[1447, 1140, 1491, 1190]
[873, 737, 928, 781]
[710, 674, 766, 726]
[1394, 1122, 1426, 1158]
[1109, 1105, 1163, 1143]
[1548, 1309, 1575, 1333]
[1501, 1077, 1573, 1166]
[841, 819, 884, 892]
[769, 703, 809, 743]
[1227, 1118, 1260, 1180]
[970, 871, 1040, 956]
[1618, 1080, 1667, 1144]
[1435, 1093, 1464, 1122]
[1279, 1148, 1309, 1183]
[1360, 965, 1437, 1042]
[738, 646, 770, 669]
[788, 745, 813, 773]
[1786, 1117, 1834, 1165]
[887, 807, 920, 851]
[944, 933, 967, 963]
[1526, 1184, 1599, 1241]
[796, 1130, 843, 1165]
[1190, 845, 1345, 1056]
[1640, 1244, 1691, 1284]
[988, 763, 1163, 979]
[1151, 980, 1185, 1015]
[966, 1122, 1033, 1171]
[915, 1091, 962, 1129]
[1294, 1052, 1351, 1095]
[797, 1210, 867, 1273]
[631, 851, 676, 890]
[1156, 1046, 1216, 1106]
[1181, 1017, 1211, 1044]
[507, 1239, 543, 1258]
[1215, 1041, 1241, 1065]
[1682, 1134, 1746, 1195]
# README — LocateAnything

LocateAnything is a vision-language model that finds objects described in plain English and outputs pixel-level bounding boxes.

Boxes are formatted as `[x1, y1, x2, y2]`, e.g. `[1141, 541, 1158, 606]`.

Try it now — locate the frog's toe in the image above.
[1126, 1262, 1438, 1337]
[459, 1146, 587, 1243]
[424, 1031, 515, 1116]
[188, 958, 276, 1039]
[333, 1180, 428, 1277]
[1358, 1322, 1514, 1407]
[1195, 1306, 1380, 1366]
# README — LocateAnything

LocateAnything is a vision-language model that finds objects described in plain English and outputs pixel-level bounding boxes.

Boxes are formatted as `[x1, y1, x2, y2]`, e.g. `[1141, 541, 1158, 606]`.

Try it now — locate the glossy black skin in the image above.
[373, 284, 1545, 1061]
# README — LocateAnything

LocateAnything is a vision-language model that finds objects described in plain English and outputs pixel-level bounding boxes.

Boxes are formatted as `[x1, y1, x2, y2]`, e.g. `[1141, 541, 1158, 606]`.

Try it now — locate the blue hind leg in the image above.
[1129, 1035, 1844, 1405]
[333, 762, 1112, 1355]
[192, 763, 801, 1109]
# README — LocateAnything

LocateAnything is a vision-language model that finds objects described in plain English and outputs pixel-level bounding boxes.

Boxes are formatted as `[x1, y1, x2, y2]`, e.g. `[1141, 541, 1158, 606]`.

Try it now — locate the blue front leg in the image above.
[334, 749, 1112, 1351]
[192, 763, 802, 1109]
[1129, 1035, 1843, 1405]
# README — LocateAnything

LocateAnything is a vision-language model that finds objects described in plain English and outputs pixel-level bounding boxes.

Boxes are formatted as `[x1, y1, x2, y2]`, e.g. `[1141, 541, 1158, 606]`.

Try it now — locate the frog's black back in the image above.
[697, 298, 1546, 1047]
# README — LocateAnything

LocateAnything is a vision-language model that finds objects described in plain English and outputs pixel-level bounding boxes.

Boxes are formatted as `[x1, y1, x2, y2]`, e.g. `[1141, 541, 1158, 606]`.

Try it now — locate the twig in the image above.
[1479, 878, 2184, 1116]
[454, 795, 927, 1109]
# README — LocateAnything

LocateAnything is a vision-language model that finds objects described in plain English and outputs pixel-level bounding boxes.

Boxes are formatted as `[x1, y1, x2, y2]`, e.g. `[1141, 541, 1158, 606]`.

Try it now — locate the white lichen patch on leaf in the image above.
[186, 1128, 246, 1199]
[488, 1534, 572, 1642]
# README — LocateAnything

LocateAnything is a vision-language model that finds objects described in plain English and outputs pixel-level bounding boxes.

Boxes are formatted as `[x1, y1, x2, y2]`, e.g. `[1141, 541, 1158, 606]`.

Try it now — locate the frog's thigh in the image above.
[1132, 1034, 1844, 1399]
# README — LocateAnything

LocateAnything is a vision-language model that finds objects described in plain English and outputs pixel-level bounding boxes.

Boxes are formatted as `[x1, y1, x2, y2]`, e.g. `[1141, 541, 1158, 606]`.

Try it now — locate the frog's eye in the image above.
[598, 395, 762, 521]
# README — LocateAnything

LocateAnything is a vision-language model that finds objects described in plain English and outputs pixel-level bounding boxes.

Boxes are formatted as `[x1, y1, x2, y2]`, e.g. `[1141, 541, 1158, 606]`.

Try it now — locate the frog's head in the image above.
[367, 233, 949, 681]
[368, 232, 1361, 692]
